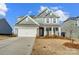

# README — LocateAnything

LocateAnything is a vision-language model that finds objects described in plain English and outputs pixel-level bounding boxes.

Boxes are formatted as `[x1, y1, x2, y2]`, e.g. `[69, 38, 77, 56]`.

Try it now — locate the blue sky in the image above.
[5, 3, 79, 26]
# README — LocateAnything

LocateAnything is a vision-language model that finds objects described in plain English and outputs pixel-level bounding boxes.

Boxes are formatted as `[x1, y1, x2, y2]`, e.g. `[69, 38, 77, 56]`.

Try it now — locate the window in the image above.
[50, 13, 52, 15]
[46, 18, 52, 23]
[77, 20, 79, 26]
[53, 18, 56, 23]
[55, 28, 58, 31]
[53, 28, 58, 31]
[46, 18, 49, 23]
[46, 10, 49, 13]
[47, 19, 49, 23]
[46, 28, 51, 31]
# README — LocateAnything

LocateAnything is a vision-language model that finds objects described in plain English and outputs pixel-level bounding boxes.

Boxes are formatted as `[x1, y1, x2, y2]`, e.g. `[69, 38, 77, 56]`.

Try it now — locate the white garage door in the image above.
[18, 27, 37, 37]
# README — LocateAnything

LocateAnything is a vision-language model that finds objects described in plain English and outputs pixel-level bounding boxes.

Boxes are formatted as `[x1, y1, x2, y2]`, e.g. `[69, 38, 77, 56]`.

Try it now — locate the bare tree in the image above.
[63, 21, 75, 43]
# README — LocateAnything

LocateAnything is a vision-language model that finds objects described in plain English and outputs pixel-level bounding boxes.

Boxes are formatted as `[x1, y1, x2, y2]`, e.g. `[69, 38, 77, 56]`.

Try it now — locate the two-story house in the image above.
[14, 8, 61, 37]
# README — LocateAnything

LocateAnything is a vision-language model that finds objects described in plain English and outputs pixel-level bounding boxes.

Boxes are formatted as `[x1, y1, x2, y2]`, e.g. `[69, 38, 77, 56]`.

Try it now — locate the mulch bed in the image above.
[63, 42, 79, 49]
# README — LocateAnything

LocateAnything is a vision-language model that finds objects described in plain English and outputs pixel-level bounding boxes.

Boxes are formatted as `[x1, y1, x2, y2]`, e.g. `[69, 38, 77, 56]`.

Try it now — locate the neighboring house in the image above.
[62, 16, 79, 39]
[14, 8, 61, 37]
[0, 18, 12, 35]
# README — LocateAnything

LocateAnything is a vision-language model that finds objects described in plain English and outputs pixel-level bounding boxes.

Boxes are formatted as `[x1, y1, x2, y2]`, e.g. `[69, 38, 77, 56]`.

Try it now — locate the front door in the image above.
[39, 27, 44, 36]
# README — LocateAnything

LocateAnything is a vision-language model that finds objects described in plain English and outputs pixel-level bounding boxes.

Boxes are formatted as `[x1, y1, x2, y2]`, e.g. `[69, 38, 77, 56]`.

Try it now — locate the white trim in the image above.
[77, 20, 79, 26]
[16, 14, 28, 24]
[1, 0, 79, 3]
[28, 16, 40, 26]
[52, 27, 54, 35]
[35, 7, 49, 17]
[58, 27, 61, 36]
[16, 15, 39, 26]
[44, 27, 46, 36]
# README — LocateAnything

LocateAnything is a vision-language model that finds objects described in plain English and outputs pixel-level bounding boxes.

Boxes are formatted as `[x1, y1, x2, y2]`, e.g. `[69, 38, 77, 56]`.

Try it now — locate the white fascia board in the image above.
[28, 16, 40, 26]
[52, 11, 60, 18]
[16, 14, 28, 24]
[35, 7, 49, 17]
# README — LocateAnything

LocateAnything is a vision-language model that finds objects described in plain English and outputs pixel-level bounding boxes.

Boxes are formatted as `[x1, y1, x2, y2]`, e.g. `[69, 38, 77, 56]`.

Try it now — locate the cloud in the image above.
[40, 6, 47, 11]
[38, 6, 47, 13]
[28, 11, 32, 15]
[55, 10, 69, 21]
[0, 3, 8, 17]
[39, 6, 69, 21]
[50, 6, 69, 21]
[50, 7, 59, 11]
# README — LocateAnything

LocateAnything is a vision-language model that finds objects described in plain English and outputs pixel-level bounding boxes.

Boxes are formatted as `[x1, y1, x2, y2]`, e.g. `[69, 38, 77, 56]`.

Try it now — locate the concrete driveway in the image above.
[0, 37, 35, 55]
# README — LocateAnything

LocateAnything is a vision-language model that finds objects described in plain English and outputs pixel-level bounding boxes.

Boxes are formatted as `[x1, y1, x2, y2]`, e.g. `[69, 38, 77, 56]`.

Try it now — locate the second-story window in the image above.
[53, 18, 56, 23]
[47, 18, 49, 23]
[46, 18, 52, 23]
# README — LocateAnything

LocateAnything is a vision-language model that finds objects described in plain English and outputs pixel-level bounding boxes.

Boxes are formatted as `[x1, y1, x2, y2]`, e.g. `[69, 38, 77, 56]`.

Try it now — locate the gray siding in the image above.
[0, 19, 12, 34]
[62, 19, 79, 40]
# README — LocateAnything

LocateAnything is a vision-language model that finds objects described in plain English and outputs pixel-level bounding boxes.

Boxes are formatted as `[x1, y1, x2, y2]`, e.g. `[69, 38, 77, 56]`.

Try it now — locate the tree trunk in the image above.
[70, 30, 74, 44]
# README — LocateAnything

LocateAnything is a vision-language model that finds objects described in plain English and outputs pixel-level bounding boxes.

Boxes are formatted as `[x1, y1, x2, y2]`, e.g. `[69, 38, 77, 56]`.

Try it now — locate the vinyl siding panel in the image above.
[0, 19, 12, 34]
[62, 20, 79, 40]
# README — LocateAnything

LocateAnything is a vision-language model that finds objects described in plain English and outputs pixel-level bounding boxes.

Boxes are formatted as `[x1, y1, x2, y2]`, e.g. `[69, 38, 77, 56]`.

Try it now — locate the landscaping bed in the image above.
[63, 42, 79, 49]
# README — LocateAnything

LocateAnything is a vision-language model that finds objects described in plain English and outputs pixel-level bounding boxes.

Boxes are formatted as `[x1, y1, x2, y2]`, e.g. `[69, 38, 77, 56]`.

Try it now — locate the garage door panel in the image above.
[18, 27, 37, 37]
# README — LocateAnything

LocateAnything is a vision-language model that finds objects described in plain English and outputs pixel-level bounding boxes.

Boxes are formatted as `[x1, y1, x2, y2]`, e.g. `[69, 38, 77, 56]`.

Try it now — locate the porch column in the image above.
[52, 27, 54, 35]
[58, 27, 61, 36]
[37, 28, 39, 36]
[44, 27, 46, 36]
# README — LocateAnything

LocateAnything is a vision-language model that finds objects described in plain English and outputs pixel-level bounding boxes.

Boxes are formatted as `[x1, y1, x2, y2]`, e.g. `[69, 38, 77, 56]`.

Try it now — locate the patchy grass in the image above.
[63, 42, 79, 49]
[32, 38, 79, 55]
[0, 35, 14, 40]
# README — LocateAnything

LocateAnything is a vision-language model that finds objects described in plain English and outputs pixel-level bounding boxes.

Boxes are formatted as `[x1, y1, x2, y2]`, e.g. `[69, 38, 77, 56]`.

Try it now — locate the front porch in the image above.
[37, 26, 61, 37]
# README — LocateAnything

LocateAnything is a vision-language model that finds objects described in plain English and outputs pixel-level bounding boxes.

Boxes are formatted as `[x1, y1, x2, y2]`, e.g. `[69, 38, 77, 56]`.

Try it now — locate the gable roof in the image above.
[15, 8, 61, 26]
[64, 16, 79, 22]
[36, 8, 59, 18]
[16, 16, 39, 26]
[0, 18, 12, 34]
[44, 11, 60, 18]
[16, 15, 27, 24]
[36, 8, 48, 17]
[16, 15, 36, 23]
